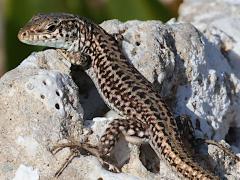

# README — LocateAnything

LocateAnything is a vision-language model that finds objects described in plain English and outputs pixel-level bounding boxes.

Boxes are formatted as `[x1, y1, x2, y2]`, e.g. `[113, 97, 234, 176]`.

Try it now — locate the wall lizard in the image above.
[17, 13, 223, 179]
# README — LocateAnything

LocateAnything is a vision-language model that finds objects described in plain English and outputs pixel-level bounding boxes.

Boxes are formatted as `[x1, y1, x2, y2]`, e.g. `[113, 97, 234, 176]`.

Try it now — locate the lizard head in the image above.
[18, 13, 84, 51]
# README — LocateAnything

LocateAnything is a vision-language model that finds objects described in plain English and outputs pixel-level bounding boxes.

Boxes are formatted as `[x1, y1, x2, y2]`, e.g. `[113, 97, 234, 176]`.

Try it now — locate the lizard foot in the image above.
[202, 139, 240, 162]
[50, 140, 121, 176]
[54, 147, 80, 177]
[50, 140, 99, 177]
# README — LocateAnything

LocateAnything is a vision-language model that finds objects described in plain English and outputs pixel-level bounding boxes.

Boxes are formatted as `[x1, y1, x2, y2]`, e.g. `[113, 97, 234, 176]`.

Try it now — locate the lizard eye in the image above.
[47, 25, 57, 32]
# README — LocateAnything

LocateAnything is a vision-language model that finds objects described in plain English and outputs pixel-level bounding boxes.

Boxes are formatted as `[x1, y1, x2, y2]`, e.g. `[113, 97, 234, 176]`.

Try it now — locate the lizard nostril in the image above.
[22, 32, 27, 36]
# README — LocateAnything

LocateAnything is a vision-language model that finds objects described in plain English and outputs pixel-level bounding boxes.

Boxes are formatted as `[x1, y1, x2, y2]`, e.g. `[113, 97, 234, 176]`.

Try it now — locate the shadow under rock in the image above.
[70, 65, 109, 120]
[225, 127, 240, 152]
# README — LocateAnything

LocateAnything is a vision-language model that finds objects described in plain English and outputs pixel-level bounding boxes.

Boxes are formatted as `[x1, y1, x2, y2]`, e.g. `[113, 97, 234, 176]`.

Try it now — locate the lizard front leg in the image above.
[56, 31, 124, 68]
[56, 49, 91, 69]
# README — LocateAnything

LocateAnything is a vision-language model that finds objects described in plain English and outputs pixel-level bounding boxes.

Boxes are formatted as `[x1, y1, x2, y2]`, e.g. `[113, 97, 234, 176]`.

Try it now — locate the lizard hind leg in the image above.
[175, 115, 195, 140]
[98, 118, 149, 172]
[175, 115, 197, 151]
[176, 115, 240, 163]
[99, 118, 149, 155]
[49, 118, 149, 177]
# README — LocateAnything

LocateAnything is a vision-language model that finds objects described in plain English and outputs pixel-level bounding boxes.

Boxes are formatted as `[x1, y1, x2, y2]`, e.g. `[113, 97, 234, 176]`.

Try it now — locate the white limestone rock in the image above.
[13, 165, 39, 180]
[0, 50, 84, 179]
[179, 0, 240, 153]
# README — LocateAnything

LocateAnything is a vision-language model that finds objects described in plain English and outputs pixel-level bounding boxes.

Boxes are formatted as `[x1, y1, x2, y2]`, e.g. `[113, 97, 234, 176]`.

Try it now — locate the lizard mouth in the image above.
[17, 29, 27, 42]
[18, 29, 51, 45]
[18, 28, 68, 49]
[18, 29, 38, 44]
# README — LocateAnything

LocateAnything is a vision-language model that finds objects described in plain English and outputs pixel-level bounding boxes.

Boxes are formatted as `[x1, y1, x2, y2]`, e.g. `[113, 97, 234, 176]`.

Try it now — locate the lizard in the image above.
[17, 13, 228, 179]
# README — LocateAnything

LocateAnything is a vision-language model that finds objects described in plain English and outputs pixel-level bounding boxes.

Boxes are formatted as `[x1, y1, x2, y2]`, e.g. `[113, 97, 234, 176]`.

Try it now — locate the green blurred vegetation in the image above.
[6, 0, 174, 70]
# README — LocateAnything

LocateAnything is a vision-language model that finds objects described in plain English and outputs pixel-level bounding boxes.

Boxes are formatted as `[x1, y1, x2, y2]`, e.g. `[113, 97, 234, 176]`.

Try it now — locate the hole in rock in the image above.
[42, 80, 47, 85]
[135, 41, 141, 46]
[139, 144, 160, 173]
[70, 65, 109, 119]
[56, 90, 60, 96]
[55, 103, 60, 110]
[40, 94, 45, 99]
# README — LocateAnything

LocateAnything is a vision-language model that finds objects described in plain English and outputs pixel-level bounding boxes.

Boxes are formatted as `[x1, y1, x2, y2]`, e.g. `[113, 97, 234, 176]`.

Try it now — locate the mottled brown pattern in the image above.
[18, 13, 219, 179]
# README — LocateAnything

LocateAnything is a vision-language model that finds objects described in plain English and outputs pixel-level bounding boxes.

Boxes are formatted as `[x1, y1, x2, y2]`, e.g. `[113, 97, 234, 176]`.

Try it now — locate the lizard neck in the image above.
[81, 24, 121, 62]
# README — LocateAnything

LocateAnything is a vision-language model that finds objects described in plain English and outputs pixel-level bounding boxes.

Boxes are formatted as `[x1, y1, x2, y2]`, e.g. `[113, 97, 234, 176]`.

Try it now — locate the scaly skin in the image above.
[18, 13, 219, 179]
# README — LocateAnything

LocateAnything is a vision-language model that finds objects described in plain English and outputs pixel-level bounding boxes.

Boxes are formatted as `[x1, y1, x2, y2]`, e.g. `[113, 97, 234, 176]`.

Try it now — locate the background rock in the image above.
[179, 0, 240, 156]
